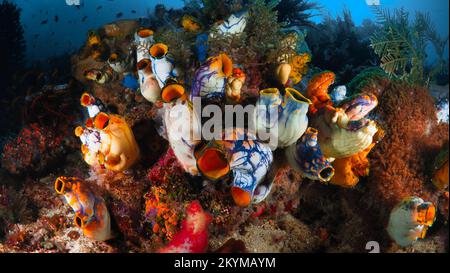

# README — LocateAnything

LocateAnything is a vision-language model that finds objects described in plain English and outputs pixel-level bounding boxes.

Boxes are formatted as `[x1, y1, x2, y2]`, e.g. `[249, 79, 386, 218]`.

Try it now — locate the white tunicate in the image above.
[87, 105, 101, 118]
[436, 100, 449, 124]
[330, 85, 347, 105]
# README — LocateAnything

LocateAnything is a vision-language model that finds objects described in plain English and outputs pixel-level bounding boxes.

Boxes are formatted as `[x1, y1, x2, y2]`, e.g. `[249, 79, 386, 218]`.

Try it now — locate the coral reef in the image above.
[306, 9, 379, 84]
[142, 148, 194, 246]
[0, 0, 448, 254]
[431, 143, 449, 190]
[288, 53, 311, 85]
[1, 124, 68, 176]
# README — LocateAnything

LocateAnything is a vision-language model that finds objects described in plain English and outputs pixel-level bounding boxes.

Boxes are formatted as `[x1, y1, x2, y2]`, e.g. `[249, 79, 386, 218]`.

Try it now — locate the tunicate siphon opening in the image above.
[197, 148, 230, 180]
[220, 53, 233, 77]
[80, 93, 93, 106]
[94, 112, 110, 130]
[319, 166, 335, 182]
[260, 88, 280, 96]
[417, 203, 436, 226]
[137, 59, 151, 71]
[161, 83, 185, 103]
[138, 28, 153, 38]
[150, 43, 168, 59]
[286, 88, 312, 104]
[231, 186, 252, 207]
[74, 126, 84, 137]
[74, 215, 84, 228]
[306, 127, 318, 135]
[54, 177, 65, 194]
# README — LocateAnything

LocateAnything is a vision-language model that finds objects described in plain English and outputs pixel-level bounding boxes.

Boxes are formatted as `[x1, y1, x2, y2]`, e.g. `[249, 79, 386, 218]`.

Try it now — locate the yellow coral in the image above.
[289, 53, 311, 84]
[181, 15, 201, 32]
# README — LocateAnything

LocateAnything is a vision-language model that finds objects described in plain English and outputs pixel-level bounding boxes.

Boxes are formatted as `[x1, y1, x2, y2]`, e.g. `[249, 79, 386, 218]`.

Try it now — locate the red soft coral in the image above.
[158, 200, 212, 253]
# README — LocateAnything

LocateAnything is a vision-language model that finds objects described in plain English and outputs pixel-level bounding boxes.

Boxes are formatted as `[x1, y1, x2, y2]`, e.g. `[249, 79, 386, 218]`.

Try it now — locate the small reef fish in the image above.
[82, 15, 88, 22]
[116, 12, 123, 18]
[96, 6, 102, 11]
[54, 15, 59, 22]
[40, 20, 48, 25]
[131, 10, 136, 14]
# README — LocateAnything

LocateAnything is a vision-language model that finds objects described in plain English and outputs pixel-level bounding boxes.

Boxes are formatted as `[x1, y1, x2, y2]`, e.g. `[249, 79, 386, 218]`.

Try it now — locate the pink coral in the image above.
[147, 147, 185, 184]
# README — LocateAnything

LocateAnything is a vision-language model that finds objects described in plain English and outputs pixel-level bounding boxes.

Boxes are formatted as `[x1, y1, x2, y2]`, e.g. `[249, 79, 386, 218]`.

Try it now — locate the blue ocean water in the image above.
[10, 0, 449, 62]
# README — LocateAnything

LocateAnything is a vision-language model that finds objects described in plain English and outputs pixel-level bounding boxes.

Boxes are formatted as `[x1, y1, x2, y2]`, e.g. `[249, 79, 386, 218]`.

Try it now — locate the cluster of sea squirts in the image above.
[53, 10, 448, 251]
